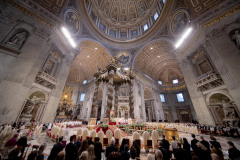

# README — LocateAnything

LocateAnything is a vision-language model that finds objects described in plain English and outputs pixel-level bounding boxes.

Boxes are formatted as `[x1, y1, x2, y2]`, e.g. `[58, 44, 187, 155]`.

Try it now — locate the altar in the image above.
[164, 128, 179, 142]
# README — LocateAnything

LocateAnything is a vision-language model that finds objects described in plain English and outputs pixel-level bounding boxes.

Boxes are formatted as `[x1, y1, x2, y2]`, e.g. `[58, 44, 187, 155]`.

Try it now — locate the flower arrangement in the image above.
[156, 129, 164, 134]
[101, 124, 108, 129]
[110, 118, 116, 122]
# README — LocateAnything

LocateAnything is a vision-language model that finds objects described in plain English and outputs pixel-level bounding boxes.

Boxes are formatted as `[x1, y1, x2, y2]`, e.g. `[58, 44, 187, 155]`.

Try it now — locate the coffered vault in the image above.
[67, 40, 112, 84]
[134, 41, 184, 85]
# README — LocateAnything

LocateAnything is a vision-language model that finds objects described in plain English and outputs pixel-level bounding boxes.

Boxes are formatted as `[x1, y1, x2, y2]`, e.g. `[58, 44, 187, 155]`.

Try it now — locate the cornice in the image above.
[201, 5, 240, 29]
[7, 1, 55, 28]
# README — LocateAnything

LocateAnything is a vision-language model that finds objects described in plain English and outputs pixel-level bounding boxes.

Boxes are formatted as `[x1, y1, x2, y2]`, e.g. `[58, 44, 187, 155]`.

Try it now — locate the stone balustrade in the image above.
[35, 71, 57, 89]
[196, 73, 224, 91]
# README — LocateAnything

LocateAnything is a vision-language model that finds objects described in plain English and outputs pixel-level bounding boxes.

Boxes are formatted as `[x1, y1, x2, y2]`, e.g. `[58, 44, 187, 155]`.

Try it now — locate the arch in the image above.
[133, 39, 183, 82]
[75, 38, 113, 57]
[67, 40, 112, 84]
[2, 22, 34, 47]
[27, 88, 48, 102]
[132, 38, 176, 68]
[205, 90, 233, 105]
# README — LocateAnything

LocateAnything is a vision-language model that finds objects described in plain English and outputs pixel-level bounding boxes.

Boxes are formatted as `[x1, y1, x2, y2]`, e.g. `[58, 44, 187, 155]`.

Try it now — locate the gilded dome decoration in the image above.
[85, 0, 166, 41]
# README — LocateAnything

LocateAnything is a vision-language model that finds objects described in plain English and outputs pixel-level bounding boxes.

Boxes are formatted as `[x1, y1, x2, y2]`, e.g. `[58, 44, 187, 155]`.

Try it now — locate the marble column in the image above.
[204, 29, 240, 112]
[147, 107, 152, 122]
[90, 81, 100, 118]
[171, 106, 178, 121]
[153, 90, 164, 121]
[100, 83, 107, 121]
[105, 71, 114, 117]
[114, 85, 119, 117]
[140, 82, 147, 122]
[178, 58, 215, 125]
[133, 80, 141, 120]
[71, 89, 79, 106]
[129, 80, 134, 119]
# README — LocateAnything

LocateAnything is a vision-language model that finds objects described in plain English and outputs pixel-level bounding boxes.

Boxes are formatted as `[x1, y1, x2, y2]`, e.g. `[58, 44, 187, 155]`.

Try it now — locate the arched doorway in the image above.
[19, 91, 46, 124]
[208, 93, 240, 126]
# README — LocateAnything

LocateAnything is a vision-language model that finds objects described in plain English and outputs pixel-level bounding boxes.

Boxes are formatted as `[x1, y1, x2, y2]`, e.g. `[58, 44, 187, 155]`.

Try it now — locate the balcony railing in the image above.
[196, 73, 224, 91]
[35, 71, 57, 89]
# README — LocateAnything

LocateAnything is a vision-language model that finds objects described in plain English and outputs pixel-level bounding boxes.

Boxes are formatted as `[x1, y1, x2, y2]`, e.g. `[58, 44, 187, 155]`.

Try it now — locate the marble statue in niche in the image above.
[42, 50, 60, 76]
[65, 11, 79, 34]
[231, 30, 240, 48]
[43, 60, 54, 74]
[171, 12, 188, 35]
[22, 96, 44, 115]
[7, 31, 28, 49]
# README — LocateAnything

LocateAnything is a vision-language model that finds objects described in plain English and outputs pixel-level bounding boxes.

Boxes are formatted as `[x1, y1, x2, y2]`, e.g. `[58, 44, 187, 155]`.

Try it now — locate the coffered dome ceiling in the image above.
[84, 0, 165, 42]
[67, 40, 111, 84]
[134, 41, 184, 85]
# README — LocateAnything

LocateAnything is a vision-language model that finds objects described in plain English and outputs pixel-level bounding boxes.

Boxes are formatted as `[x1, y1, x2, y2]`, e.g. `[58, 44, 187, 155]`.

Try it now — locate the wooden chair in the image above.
[115, 138, 120, 147]
[135, 139, 141, 149]
[146, 140, 153, 150]
[125, 139, 130, 146]
[103, 138, 108, 147]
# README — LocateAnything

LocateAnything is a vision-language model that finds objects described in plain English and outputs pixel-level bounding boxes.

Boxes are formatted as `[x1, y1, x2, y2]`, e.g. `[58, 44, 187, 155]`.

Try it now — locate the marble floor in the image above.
[24, 127, 240, 160]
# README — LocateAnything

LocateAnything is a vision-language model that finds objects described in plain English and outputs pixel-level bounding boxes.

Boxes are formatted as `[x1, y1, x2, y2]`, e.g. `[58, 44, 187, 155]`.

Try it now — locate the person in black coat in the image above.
[200, 136, 211, 154]
[120, 138, 127, 152]
[37, 144, 46, 160]
[191, 134, 199, 153]
[158, 141, 170, 160]
[94, 137, 103, 160]
[174, 142, 189, 160]
[121, 144, 130, 160]
[65, 135, 78, 160]
[74, 136, 82, 151]
[16, 136, 28, 158]
[227, 141, 240, 160]
[132, 140, 140, 158]
[161, 135, 170, 151]
[88, 137, 94, 146]
[105, 139, 118, 159]
[209, 135, 221, 149]
[47, 137, 64, 160]
[182, 138, 191, 160]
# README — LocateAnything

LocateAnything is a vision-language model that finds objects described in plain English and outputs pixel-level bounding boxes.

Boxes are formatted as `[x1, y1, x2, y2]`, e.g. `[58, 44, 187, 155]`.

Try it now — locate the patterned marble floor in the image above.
[25, 128, 240, 160]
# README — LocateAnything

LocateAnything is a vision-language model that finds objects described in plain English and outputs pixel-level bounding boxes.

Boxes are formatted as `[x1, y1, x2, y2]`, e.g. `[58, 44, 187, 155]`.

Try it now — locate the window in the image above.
[83, 80, 87, 84]
[173, 79, 179, 84]
[154, 12, 159, 21]
[158, 80, 162, 85]
[132, 30, 137, 37]
[160, 94, 165, 102]
[80, 93, 85, 101]
[121, 32, 126, 38]
[176, 93, 184, 102]
[143, 24, 148, 31]
[100, 24, 105, 31]
[110, 30, 115, 37]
